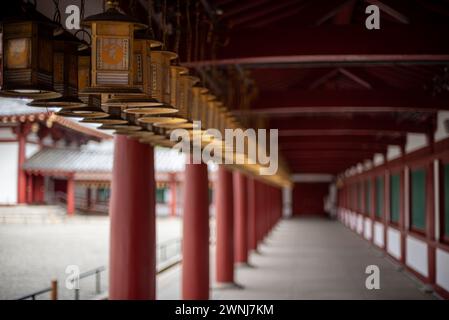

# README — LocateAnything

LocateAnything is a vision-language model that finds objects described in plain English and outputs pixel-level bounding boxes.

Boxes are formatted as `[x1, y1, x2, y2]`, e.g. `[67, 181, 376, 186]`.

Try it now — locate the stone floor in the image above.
[158, 217, 437, 300]
[0, 214, 181, 300]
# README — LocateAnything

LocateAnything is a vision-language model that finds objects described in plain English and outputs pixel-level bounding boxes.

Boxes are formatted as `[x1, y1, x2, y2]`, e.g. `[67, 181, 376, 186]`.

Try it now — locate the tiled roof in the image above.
[23, 146, 190, 174]
[0, 98, 111, 140]
[23, 148, 113, 173]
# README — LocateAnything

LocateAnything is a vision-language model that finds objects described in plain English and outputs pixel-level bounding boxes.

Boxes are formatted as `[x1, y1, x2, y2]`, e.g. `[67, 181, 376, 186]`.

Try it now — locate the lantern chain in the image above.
[194, 0, 200, 61]
[52, 0, 61, 24]
[147, 0, 155, 39]
[173, 0, 181, 55]
[185, 0, 192, 62]
[161, 0, 167, 50]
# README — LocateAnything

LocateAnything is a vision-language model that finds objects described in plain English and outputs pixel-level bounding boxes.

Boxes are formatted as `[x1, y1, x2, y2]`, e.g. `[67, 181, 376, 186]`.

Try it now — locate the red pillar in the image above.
[233, 171, 248, 264]
[109, 135, 156, 300]
[86, 187, 92, 210]
[182, 162, 210, 299]
[169, 173, 177, 217]
[66, 175, 75, 215]
[26, 174, 34, 204]
[247, 178, 257, 251]
[33, 175, 45, 203]
[16, 125, 28, 204]
[215, 166, 234, 284]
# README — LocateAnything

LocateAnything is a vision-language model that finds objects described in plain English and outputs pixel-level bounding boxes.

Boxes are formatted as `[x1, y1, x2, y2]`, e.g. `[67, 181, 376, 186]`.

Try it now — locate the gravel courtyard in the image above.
[0, 215, 182, 300]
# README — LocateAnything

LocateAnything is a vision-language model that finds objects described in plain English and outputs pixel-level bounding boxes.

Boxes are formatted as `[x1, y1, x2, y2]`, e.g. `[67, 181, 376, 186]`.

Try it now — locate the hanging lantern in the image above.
[77, 46, 91, 105]
[147, 50, 178, 106]
[56, 95, 108, 118]
[178, 75, 200, 121]
[82, 105, 128, 125]
[80, 1, 146, 96]
[200, 93, 216, 129]
[170, 65, 188, 109]
[0, 3, 60, 99]
[27, 30, 85, 108]
[191, 86, 208, 123]
[104, 33, 177, 114]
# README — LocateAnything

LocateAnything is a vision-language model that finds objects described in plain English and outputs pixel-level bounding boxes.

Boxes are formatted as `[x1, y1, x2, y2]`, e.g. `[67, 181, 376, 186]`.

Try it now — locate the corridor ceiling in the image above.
[9, 0, 449, 175]
[185, 0, 449, 175]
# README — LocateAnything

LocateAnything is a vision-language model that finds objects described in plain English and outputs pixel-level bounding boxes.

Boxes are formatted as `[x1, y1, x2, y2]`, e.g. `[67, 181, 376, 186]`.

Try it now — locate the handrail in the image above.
[17, 286, 53, 300]
[16, 266, 106, 300]
[16, 239, 182, 300]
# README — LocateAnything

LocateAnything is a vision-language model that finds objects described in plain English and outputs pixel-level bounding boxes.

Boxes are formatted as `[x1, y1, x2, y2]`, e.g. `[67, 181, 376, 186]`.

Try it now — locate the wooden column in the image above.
[66, 175, 75, 215]
[16, 124, 29, 204]
[26, 174, 33, 204]
[216, 166, 234, 284]
[182, 161, 210, 299]
[109, 135, 156, 300]
[169, 173, 177, 217]
[233, 172, 248, 264]
[426, 160, 436, 285]
[247, 177, 257, 252]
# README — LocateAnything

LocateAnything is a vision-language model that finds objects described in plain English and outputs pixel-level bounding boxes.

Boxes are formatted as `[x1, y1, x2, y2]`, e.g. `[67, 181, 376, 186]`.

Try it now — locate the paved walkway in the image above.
[158, 217, 437, 300]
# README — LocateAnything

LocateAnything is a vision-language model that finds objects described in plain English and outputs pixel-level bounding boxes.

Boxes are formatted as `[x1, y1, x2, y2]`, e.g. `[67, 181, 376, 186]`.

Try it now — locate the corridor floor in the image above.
[157, 217, 437, 300]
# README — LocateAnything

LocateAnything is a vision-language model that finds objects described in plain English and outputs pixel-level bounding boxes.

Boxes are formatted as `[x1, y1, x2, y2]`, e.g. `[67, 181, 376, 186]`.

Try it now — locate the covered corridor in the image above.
[1, 0, 449, 302]
[158, 217, 436, 300]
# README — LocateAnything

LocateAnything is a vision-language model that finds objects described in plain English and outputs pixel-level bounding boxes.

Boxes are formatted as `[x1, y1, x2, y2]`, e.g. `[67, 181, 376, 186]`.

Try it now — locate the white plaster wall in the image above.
[387, 227, 401, 260]
[282, 186, 292, 218]
[364, 218, 372, 240]
[386, 145, 401, 161]
[373, 154, 384, 167]
[405, 133, 427, 153]
[0, 142, 18, 204]
[436, 249, 449, 292]
[406, 236, 428, 277]
[373, 222, 385, 248]
[357, 214, 364, 234]
[25, 143, 40, 158]
[435, 110, 449, 142]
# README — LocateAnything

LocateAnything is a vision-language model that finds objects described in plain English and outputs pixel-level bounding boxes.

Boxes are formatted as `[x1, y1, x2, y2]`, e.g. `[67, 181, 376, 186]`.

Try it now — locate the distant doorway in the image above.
[292, 182, 329, 216]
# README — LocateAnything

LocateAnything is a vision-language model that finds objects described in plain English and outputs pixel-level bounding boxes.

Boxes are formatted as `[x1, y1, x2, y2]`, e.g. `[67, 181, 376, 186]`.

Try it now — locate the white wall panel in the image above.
[373, 222, 385, 248]
[436, 249, 449, 292]
[386, 227, 401, 259]
[406, 236, 428, 277]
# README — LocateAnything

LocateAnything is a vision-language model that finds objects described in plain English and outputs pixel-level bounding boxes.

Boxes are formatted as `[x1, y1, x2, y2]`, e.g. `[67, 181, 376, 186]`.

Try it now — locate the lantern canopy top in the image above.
[82, 3, 147, 30]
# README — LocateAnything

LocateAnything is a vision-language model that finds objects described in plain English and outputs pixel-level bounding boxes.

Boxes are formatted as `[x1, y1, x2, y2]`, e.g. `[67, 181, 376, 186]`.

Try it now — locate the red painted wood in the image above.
[26, 174, 34, 204]
[109, 136, 156, 300]
[182, 161, 210, 299]
[185, 26, 449, 66]
[169, 173, 177, 217]
[33, 175, 45, 204]
[17, 126, 27, 204]
[247, 177, 258, 251]
[233, 172, 248, 264]
[292, 182, 329, 216]
[66, 176, 75, 215]
[216, 166, 235, 284]
[249, 90, 449, 113]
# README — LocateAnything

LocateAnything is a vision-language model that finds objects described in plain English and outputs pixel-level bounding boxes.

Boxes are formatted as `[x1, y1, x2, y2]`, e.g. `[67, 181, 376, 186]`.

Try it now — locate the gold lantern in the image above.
[56, 95, 108, 118]
[191, 86, 208, 123]
[0, 4, 60, 99]
[80, 104, 127, 125]
[170, 65, 188, 109]
[80, 1, 146, 96]
[148, 50, 177, 106]
[27, 30, 85, 108]
[200, 93, 216, 129]
[104, 32, 177, 114]
[178, 75, 200, 121]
